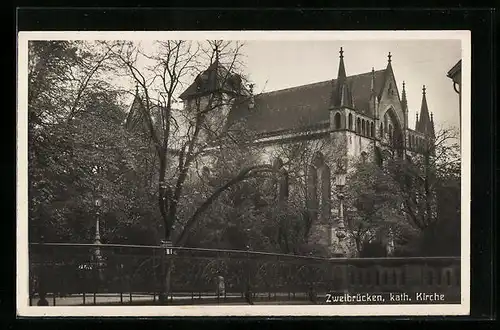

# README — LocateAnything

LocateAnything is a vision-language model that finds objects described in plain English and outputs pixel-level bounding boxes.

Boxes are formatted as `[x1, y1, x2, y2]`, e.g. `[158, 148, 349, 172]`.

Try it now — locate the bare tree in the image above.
[104, 39, 287, 301]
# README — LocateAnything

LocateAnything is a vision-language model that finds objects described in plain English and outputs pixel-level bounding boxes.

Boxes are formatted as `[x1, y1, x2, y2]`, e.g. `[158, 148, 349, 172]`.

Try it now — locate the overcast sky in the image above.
[112, 37, 461, 132]
[239, 39, 461, 131]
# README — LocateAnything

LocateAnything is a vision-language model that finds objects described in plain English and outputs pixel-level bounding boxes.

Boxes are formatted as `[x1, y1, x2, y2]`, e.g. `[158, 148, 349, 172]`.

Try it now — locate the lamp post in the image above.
[93, 195, 104, 282]
[335, 174, 346, 235]
[333, 160, 347, 257]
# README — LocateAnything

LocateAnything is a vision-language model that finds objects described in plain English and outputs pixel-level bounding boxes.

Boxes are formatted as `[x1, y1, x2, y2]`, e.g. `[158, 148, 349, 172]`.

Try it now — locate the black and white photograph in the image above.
[17, 31, 470, 317]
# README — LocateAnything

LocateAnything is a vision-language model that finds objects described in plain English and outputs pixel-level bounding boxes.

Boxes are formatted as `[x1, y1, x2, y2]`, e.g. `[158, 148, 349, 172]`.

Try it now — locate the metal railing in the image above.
[28, 243, 461, 306]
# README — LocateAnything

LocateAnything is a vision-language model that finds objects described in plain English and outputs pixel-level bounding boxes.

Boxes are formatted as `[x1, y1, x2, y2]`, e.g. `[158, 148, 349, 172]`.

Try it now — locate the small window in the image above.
[334, 112, 341, 129]
[348, 113, 353, 130]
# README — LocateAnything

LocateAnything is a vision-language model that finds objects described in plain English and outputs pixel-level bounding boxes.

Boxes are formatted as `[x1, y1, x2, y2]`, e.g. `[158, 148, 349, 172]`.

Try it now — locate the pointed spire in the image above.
[388, 52, 392, 63]
[370, 67, 376, 92]
[417, 84, 432, 135]
[332, 46, 352, 108]
[337, 47, 347, 81]
[401, 81, 407, 105]
[430, 113, 435, 138]
[401, 81, 408, 130]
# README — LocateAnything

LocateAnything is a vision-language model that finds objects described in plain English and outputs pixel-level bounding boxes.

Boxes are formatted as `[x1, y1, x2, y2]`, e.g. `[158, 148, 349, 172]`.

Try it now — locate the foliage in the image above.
[28, 41, 161, 244]
[344, 127, 461, 257]
[344, 159, 417, 256]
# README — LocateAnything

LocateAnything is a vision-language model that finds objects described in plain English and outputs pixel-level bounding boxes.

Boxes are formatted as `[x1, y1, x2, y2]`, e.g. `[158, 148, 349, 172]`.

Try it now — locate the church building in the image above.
[129, 47, 436, 256]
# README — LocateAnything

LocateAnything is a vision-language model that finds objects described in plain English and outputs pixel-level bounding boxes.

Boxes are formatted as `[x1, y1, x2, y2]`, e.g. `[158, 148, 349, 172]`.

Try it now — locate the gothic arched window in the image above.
[272, 158, 288, 204]
[357, 118, 361, 134]
[307, 152, 331, 224]
[379, 123, 383, 138]
[348, 113, 353, 130]
[334, 112, 341, 130]
[370, 122, 374, 137]
[362, 120, 366, 136]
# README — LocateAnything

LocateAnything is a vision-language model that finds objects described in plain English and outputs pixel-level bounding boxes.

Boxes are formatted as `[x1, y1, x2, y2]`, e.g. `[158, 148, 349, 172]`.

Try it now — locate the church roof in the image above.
[228, 69, 387, 134]
[179, 60, 244, 100]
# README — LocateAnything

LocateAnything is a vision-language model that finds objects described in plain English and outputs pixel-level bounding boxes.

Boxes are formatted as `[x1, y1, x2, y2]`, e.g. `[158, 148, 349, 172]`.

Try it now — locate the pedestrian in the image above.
[216, 275, 225, 296]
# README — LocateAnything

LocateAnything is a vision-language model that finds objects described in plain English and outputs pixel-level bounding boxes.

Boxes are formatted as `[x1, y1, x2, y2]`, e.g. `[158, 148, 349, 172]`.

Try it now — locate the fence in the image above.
[28, 243, 461, 306]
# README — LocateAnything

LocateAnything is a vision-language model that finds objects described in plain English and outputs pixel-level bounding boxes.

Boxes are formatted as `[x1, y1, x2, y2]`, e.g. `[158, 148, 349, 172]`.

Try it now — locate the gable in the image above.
[377, 66, 404, 128]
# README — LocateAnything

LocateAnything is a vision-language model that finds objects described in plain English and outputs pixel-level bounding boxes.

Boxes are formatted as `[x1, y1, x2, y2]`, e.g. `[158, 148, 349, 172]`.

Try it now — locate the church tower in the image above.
[401, 81, 409, 156]
[179, 48, 246, 141]
[415, 85, 436, 154]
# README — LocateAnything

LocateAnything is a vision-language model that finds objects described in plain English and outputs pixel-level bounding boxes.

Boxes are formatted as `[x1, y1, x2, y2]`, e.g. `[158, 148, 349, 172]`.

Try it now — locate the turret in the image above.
[430, 112, 436, 139]
[369, 67, 378, 118]
[416, 85, 433, 137]
[331, 47, 353, 108]
[401, 81, 408, 130]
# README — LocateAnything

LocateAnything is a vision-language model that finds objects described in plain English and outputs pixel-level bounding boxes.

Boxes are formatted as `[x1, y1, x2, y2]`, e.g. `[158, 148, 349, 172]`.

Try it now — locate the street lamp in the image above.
[94, 195, 103, 245]
[334, 161, 347, 239]
[332, 160, 347, 258]
[93, 195, 104, 282]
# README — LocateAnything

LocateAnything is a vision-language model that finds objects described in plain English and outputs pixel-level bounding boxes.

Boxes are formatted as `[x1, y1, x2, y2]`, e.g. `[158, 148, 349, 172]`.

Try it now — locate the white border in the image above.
[17, 30, 471, 317]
